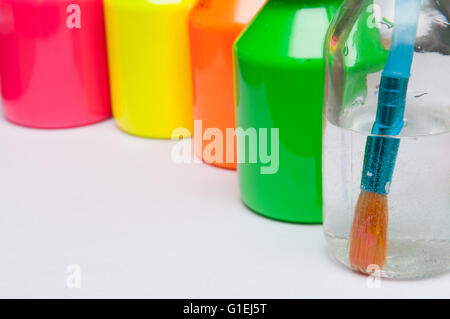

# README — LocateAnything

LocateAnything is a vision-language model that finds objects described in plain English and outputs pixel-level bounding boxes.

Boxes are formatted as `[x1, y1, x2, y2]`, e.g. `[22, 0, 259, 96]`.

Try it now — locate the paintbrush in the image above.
[349, 0, 422, 273]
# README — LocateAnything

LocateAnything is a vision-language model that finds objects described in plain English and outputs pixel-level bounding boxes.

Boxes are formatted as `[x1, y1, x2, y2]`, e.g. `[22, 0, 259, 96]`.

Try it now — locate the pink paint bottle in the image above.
[0, 0, 111, 128]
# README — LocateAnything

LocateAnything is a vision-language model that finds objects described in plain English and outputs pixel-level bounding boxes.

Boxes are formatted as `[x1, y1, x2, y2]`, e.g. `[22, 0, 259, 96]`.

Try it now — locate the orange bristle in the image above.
[349, 190, 388, 273]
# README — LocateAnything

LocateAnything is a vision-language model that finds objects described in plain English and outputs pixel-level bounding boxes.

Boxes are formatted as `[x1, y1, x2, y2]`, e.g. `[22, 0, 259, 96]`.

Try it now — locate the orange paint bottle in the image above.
[188, 0, 265, 170]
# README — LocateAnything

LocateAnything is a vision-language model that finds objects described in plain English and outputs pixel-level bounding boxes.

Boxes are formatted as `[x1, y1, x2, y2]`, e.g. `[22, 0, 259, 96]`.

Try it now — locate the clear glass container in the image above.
[323, 0, 450, 278]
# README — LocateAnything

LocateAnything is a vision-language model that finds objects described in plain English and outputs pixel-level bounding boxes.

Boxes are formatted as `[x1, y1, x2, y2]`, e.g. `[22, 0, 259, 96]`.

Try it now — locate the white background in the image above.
[0, 109, 449, 299]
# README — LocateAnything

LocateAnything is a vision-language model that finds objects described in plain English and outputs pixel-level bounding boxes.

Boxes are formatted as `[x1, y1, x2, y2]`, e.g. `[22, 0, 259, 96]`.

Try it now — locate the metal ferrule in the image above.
[361, 76, 409, 194]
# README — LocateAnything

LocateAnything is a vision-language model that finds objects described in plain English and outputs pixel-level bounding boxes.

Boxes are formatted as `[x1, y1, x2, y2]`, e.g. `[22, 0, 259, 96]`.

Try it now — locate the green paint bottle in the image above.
[234, 0, 342, 223]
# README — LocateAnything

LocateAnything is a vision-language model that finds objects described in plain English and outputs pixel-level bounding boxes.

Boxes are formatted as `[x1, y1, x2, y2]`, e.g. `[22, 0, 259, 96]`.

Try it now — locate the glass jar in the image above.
[323, 0, 450, 278]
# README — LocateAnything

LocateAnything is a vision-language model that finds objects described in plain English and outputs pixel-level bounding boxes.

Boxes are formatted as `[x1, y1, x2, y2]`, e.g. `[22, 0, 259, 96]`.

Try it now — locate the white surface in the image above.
[0, 111, 449, 299]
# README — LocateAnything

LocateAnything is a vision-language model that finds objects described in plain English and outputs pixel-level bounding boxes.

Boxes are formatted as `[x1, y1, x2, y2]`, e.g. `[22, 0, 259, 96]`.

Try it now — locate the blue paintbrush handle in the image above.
[361, 0, 421, 194]
[361, 76, 408, 194]
[372, 76, 409, 136]
[361, 136, 400, 194]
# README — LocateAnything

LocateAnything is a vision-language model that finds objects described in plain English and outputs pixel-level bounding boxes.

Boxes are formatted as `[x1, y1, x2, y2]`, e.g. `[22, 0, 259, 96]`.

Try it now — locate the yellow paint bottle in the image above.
[104, 0, 197, 138]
